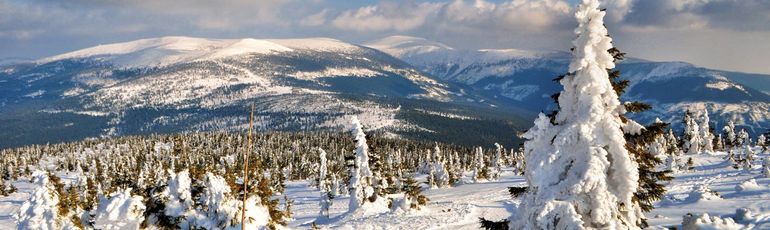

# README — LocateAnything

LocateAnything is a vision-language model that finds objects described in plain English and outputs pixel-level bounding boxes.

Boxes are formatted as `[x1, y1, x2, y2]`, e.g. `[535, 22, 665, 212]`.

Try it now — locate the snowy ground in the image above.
[2, 151, 770, 229]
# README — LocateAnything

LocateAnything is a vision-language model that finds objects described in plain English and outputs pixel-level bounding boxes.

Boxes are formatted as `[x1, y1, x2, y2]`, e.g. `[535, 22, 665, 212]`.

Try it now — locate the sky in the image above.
[1, 0, 769, 74]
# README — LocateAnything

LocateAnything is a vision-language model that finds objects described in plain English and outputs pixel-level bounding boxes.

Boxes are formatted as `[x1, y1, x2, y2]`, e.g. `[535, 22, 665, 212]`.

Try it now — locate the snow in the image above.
[22, 90, 45, 98]
[706, 80, 747, 93]
[93, 189, 146, 230]
[5, 152, 770, 229]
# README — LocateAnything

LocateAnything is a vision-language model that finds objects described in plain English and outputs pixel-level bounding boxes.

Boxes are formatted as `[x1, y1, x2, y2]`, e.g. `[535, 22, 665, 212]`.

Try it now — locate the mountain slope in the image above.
[367, 36, 770, 134]
[0, 36, 530, 148]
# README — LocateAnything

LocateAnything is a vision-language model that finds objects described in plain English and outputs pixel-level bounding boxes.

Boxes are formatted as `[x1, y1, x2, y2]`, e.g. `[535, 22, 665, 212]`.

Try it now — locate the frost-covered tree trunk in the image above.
[348, 116, 376, 212]
[513, 0, 642, 228]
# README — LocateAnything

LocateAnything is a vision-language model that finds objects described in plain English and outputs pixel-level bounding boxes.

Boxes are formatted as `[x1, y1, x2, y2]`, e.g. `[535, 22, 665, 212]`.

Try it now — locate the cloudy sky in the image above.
[1, 0, 769, 74]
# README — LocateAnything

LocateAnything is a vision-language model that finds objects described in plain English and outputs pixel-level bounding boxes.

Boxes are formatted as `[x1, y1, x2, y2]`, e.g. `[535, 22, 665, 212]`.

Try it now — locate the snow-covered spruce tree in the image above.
[348, 116, 380, 213]
[723, 120, 737, 149]
[757, 134, 767, 153]
[715, 134, 724, 151]
[472, 147, 489, 182]
[162, 169, 195, 228]
[192, 172, 270, 229]
[699, 109, 715, 153]
[683, 111, 703, 154]
[401, 175, 429, 210]
[317, 147, 332, 218]
[513, 1, 643, 228]
[16, 171, 66, 229]
[737, 129, 750, 147]
[0, 175, 16, 196]
[491, 143, 503, 180]
[318, 147, 329, 191]
[93, 189, 146, 230]
[431, 144, 450, 188]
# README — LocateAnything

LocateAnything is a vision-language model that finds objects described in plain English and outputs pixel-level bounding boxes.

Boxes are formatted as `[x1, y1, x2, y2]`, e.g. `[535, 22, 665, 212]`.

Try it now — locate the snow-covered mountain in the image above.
[0, 36, 529, 148]
[366, 36, 770, 134]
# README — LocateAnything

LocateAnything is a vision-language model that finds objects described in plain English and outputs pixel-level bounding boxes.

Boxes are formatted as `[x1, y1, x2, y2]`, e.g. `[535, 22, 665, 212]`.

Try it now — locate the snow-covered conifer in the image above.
[431, 144, 450, 188]
[318, 147, 328, 191]
[348, 116, 377, 212]
[683, 111, 702, 154]
[16, 171, 64, 230]
[163, 170, 194, 228]
[513, 0, 642, 228]
[491, 143, 503, 180]
[757, 134, 767, 153]
[93, 189, 146, 230]
[723, 120, 737, 149]
[699, 109, 715, 153]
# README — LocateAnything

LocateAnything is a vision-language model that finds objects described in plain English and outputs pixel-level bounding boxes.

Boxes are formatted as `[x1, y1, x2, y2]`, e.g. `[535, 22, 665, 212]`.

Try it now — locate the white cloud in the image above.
[331, 2, 442, 32]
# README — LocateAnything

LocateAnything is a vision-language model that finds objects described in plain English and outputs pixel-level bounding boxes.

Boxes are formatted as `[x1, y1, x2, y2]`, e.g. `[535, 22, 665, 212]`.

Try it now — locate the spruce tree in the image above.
[514, 0, 642, 228]
[699, 109, 715, 153]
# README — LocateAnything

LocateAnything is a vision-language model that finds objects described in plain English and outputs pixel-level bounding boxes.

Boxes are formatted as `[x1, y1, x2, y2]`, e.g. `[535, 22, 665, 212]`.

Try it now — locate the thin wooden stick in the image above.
[242, 104, 254, 229]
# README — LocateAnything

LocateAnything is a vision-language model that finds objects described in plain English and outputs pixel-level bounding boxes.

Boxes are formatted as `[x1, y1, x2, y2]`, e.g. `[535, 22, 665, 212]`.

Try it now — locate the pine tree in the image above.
[514, 1, 644, 228]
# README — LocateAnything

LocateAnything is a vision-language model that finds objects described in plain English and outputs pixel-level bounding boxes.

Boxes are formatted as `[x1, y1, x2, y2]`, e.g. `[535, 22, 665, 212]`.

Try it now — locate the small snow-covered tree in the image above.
[757, 134, 767, 153]
[348, 116, 377, 212]
[471, 147, 489, 182]
[16, 171, 63, 230]
[683, 111, 702, 154]
[93, 189, 146, 230]
[431, 144, 450, 188]
[491, 143, 503, 180]
[401, 176, 428, 210]
[163, 170, 195, 228]
[666, 129, 681, 156]
[723, 120, 737, 149]
[715, 134, 724, 151]
[742, 145, 755, 171]
[513, 0, 643, 228]
[318, 147, 329, 191]
[737, 129, 750, 147]
[699, 109, 715, 153]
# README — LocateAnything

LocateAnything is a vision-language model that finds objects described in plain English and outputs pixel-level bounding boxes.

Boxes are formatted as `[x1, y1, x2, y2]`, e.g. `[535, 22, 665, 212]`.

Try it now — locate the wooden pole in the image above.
[242, 104, 254, 229]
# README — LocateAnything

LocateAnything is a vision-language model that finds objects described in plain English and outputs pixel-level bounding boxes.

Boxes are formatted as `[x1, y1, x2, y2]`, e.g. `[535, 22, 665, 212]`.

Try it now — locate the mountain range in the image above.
[0, 35, 768, 148]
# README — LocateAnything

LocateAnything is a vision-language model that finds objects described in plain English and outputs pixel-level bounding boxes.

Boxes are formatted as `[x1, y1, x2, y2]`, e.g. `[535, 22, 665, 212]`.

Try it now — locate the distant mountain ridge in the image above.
[0, 36, 530, 148]
[0, 35, 768, 148]
[365, 36, 770, 134]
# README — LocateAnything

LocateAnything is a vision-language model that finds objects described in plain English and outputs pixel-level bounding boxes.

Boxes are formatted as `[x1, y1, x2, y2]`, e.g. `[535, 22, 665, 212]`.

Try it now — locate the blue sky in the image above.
[1, 0, 769, 74]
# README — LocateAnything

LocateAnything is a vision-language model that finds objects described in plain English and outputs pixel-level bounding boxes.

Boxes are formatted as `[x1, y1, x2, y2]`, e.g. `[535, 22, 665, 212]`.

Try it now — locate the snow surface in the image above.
[4, 152, 770, 229]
